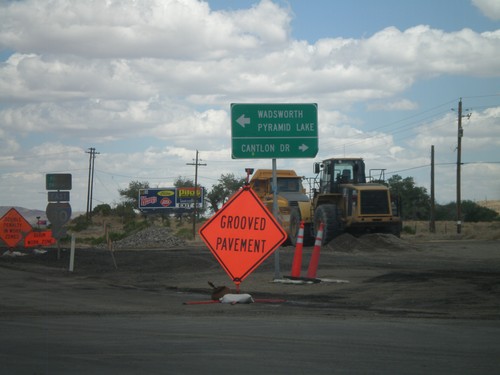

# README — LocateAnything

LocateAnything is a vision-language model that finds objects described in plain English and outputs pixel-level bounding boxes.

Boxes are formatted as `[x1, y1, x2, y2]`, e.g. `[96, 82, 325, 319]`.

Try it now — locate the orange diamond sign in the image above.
[0, 208, 33, 248]
[199, 185, 287, 284]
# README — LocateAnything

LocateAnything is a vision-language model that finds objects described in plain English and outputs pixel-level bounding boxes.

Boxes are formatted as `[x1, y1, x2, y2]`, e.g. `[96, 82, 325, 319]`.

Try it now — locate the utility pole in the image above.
[86, 147, 99, 219]
[186, 150, 206, 239]
[430, 145, 436, 233]
[456, 99, 463, 234]
[454, 98, 472, 235]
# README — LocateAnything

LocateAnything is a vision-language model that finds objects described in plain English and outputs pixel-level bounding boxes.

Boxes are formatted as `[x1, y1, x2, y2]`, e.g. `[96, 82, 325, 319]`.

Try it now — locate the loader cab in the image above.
[314, 158, 367, 194]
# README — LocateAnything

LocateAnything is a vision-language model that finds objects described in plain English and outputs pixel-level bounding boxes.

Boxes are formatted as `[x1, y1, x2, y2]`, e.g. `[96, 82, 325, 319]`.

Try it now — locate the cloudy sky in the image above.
[1, 0, 499, 213]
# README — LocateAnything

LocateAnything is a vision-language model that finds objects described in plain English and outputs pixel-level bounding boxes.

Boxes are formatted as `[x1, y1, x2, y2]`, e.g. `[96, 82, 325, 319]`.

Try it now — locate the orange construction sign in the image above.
[199, 185, 287, 284]
[0, 208, 33, 248]
[24, 230, 57, 247]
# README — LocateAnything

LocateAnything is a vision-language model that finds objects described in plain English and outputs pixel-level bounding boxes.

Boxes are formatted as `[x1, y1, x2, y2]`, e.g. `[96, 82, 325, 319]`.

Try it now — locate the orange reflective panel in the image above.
[199, 186, 287, 283]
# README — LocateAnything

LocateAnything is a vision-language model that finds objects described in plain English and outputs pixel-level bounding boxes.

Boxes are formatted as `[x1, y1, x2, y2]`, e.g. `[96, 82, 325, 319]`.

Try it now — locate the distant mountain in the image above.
[0, 206, 47, 226]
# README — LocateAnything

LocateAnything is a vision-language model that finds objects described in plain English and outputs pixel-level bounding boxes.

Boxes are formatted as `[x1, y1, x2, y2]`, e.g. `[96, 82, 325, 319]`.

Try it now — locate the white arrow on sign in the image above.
[299, 144, 309, 152]
[237, 114, 250, 127]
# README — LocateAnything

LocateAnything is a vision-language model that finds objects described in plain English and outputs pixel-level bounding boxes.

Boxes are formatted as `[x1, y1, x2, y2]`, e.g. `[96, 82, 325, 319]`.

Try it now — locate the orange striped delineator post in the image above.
[306, 222, 324, 279]
[290, 221, 305, 278]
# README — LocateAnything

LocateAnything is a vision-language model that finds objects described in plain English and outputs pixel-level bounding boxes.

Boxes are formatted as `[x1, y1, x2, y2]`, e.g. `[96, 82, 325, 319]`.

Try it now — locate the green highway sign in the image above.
[46, 173, 72, 190]
[231, 103, 318, 159]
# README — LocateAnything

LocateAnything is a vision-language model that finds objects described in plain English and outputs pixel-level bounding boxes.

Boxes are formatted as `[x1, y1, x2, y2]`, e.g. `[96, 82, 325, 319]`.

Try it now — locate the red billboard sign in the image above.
[199, 186, 287, 284]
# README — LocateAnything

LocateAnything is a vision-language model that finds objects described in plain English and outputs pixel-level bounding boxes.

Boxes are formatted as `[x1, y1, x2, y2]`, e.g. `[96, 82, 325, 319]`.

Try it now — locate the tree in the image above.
[93, 203, 112, 216]
[174, 176, 194, 187]
[461, 200, 498, 222]
[387, 174, 430, 220]
[436, 201, 499, 222]
[118, 180, 150, 209]
[173, 176, 197, 222]
[206, 173, 245, 212]
[114, 201, 136, 222]
[434, 202, 456, 221]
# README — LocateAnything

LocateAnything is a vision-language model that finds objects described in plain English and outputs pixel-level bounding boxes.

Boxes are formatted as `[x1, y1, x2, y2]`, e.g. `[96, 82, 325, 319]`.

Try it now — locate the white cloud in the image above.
[367, 99, 418, 111]
[472, 0, 500, 20]
[0, 0, 499, 210]
[0, 0, 290, 59]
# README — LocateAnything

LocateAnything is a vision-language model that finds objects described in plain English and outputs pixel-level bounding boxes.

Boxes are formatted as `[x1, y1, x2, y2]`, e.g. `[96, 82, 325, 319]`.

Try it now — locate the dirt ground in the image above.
[1, 230, 499, 320]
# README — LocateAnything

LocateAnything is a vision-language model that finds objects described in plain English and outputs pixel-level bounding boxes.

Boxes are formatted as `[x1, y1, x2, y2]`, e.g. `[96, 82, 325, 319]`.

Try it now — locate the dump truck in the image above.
[249, 158, 402, 246]
[248, 169, 314, 245]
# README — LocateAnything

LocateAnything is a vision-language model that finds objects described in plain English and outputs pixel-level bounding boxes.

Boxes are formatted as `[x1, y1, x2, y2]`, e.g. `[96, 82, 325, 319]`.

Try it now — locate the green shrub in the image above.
[93, 204, 112, 216]
[403, 225, 416, 235]
[123, 219, 149, 233]
[70, 215, 91, 231]
[175, 227, 194, 240]
[89, 231, 127, 245]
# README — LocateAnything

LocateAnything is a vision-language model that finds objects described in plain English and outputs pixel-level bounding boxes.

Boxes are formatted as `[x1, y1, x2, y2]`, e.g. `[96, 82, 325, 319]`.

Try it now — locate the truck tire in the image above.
[289, 207, 315, 246]
[289, 207, 301, 246]
[314, 204, 342, 245]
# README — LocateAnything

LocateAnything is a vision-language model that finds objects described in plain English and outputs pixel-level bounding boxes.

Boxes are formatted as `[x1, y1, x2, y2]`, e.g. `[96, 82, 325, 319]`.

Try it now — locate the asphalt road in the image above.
[1, 237, 500, 374]
[2, 315, 499, 374]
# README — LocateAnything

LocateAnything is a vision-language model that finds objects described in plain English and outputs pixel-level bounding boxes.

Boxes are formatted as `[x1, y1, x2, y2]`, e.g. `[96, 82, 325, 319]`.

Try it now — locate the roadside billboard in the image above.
[138, 187, 204, 211]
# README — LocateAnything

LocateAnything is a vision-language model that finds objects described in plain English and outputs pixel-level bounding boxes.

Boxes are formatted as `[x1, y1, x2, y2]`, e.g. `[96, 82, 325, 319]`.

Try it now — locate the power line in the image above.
[95, 169, 195, 181]
[463, 161, 500, 164]
[386, 164, 430, 175]
[386, 161, 500, 175]
[462, 93, 500, 100]
[325, 97, 500, 154]
[325, 99, 456, 149]
[0, 149, 83, 161]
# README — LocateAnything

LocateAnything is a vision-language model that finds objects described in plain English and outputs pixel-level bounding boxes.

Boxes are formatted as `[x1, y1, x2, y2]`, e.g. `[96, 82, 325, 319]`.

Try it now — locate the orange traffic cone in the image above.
[290, 221, 305, 278]
[306, 222, 324, 279]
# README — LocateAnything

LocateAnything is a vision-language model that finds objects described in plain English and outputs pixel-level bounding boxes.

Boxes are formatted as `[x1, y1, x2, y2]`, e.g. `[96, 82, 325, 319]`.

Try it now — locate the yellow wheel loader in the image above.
[310, 158, 402, 245]
[249, 158, 402, 246]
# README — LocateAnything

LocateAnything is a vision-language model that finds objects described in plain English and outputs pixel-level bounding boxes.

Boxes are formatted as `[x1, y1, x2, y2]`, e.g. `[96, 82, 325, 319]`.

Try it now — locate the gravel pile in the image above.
[109, 226, 187, 249]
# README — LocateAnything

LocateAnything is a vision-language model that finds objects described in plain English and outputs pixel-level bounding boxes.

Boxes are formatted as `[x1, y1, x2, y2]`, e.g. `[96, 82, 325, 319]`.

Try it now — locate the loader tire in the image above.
[314, 204, 342, 245]
[289, 207, 301, 246]
[289, 207, 314, 246]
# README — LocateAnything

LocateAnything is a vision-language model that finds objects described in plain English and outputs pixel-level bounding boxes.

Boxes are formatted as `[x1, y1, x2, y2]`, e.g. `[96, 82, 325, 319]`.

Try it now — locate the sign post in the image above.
[231, 103, 319, 279]
[199, 185, 287, 290]
[231, 103, 318, 159]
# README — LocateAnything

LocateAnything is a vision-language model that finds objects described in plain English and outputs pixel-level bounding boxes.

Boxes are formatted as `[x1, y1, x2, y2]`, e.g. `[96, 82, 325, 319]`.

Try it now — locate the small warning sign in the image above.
[24, 230, 56, 247]
[199, 185, 287, 284]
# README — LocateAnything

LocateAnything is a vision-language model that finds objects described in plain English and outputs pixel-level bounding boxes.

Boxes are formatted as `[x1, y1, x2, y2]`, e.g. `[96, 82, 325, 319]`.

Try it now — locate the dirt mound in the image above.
[326, 233, 416, 252]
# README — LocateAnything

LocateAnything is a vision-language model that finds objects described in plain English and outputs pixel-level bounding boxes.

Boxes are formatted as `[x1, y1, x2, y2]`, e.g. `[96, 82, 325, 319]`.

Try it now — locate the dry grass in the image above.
[73, 215, 500, 243]
[403, 220, 500, 241]
[71, 214, 195, 241]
